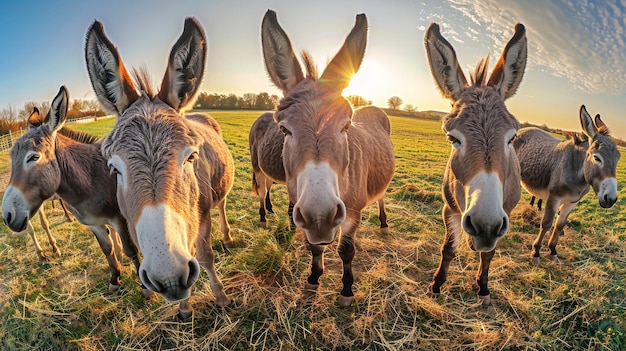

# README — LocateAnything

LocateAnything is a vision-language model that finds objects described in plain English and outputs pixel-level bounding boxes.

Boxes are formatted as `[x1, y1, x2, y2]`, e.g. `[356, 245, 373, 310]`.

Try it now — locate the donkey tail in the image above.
[251, 172, 259, 196]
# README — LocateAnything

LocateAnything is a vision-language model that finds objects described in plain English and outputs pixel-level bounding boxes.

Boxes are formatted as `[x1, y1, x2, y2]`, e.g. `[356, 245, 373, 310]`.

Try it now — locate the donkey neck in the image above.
[557, 139, 589, 187]
[53, 133, 111, 204]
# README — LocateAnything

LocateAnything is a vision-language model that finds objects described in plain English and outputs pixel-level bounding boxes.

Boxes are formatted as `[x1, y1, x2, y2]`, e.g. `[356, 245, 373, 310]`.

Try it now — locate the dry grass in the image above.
[0, 110, 625, 350]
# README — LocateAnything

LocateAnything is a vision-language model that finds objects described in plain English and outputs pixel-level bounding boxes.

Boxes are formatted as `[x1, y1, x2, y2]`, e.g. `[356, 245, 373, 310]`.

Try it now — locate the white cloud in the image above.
[446, 0, 626, 95]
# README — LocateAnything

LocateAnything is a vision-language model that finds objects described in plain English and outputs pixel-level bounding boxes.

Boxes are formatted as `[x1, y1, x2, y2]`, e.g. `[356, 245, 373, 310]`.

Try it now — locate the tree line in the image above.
[0, 91, 419, 135]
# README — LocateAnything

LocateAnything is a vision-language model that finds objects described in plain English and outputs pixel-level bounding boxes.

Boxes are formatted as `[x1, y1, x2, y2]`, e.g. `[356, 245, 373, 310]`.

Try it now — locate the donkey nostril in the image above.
[293, 206, 306, 227]
[463, 215, 477, 236]
[140, 269, 162, 293]
[498, 216, 509, 237]
[331, 203, 345, 226]
[4, 213, 11, 225]
[185, 259, 200, 288]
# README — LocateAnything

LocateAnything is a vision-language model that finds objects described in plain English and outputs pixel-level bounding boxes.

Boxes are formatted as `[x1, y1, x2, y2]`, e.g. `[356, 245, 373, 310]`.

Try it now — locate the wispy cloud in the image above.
[447, 0, 626, 95]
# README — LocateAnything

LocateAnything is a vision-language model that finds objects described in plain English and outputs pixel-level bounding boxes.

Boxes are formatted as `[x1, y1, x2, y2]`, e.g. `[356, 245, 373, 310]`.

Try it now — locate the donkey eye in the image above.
[27, 154, 40, 163]
[109, 165, 119, 176]
[279, 125, 292, 136]
[593, 154, 603, 165]
[447, 134, 460, 145]
[508, 134, 517, 145]
[186, 152, 199, 164]
[341, 121, 351, 133]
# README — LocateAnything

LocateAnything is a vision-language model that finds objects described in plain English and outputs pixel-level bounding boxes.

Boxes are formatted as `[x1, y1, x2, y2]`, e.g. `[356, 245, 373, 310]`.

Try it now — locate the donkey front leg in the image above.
[476, 249, 496, 305]
[377, 198, 389, 235]
[531, 197, 559, 263]
[337, 214, 360, 307]
[546, 201, 577, 261]
[89, 225, 122, 292]
[428, 207, 461, 295]
[24, 220, 46, 260]
[38, 208, 61, 257]
[216, 198, 233, 246]
[197, 217, 229, 308]
[304, 243, 325, 291]
[110, 219, 153, 299]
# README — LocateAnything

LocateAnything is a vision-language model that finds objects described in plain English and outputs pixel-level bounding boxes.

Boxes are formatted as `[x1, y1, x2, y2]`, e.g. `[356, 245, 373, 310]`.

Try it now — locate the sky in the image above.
[1, 0, 625, 138]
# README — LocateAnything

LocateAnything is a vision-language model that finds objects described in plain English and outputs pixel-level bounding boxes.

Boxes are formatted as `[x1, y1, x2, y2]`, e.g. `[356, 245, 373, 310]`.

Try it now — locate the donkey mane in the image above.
[132, 67, 158, 98]
[59, 127, 100, 144]
[469, 55, 490, 87]
[301, 51, 318, 79]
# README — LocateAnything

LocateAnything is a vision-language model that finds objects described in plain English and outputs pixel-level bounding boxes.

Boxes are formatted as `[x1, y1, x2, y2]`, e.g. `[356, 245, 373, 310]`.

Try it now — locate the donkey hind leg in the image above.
[531, 197, 560, 263]
[428, 207, 462, 295]
[377, 198, 389, 235]
[254, 171, 270, 226]
[476, 249, 496, 305]
[546, 201, 577, 261]
[58, 198, 74, 222]
[337, 213, 361, 307]
[38, 208, 61, 257]
[287, 201, 295, 230]
[265, 179, 275, 214]
[217, 198, 233, 246]
[89, 225, 122, 292]
[197, 216, 229, 308]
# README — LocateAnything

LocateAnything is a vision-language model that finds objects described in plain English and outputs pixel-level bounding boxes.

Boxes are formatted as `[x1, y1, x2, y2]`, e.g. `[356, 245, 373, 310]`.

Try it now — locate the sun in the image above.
[343, 58, 386, 104]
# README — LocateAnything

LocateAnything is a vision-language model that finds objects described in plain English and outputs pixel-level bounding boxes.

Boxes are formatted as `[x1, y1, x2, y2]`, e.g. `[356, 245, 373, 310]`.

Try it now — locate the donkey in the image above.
[261, 10, 395, 306]
[424, 23, 527, 305]
[1, 86, 143, 294]
[249, 111, 295, 229]
[85, 17, 234, 319]
[514, 105, 620, 262]
[19, 195, 73, 260]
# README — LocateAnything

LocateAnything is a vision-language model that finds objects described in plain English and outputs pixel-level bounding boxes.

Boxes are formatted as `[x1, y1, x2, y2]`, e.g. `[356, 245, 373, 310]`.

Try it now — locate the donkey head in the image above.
[2, 86, 69, 232]
[579, 105, 620, 208]
[261, 10, 367, 245]
[85, 18, 208, 302]
[425, 23, 527, 251]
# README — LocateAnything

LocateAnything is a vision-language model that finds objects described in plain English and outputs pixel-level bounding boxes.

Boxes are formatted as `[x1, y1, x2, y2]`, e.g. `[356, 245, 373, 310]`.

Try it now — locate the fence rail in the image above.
[0, 115, 113, 152]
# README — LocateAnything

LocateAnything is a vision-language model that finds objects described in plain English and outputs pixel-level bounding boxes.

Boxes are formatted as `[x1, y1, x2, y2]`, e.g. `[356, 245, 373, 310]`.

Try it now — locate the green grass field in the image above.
[0, 110, 625, 350]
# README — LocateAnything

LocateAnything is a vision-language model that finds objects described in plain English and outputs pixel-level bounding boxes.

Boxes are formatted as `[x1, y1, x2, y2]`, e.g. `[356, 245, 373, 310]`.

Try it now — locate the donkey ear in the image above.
[44, 86, 69, 134]
[85, 20, 138, 116]
[593, 113, 608, 132]
[424, 23, 468, 101]
[320, 14, 368, 92]
[158, 17, 207, 112]
[487, 23, 527, 100]
[261, 10, 305, 95]
[579, 105, 597, 138]
[27, 107, 43, 130]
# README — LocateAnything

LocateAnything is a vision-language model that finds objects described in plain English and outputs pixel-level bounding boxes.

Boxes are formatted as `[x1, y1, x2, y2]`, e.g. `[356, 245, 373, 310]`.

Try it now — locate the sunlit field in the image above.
[0, 110, 625, 350]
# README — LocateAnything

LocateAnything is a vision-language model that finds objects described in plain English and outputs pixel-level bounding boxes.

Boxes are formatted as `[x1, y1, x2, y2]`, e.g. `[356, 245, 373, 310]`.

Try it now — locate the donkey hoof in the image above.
[177, 309, 193, 322]
[53, 249, 62, 257]
[259, 221, 267, 227]
[478, 294, 491, 306]
[142, 288, 155, 300]
[338, 295, 354, 307]
[108, 283, 121, 293]
[531, 256, 540, 264]
[215, 295, 230, 307]
[304, 281, 320, 292]
[380, 226, 390, 235]
[547, 254, 558, 262]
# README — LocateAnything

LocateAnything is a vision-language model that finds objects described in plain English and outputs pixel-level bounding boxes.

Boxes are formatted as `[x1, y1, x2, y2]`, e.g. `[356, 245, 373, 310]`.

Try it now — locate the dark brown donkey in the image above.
[1, 86, 143, 293]
[85, 18, 234, 319]
[514, 105, 620, 262]
[424, 23, 527, 305]
[261, 10, 394, 306]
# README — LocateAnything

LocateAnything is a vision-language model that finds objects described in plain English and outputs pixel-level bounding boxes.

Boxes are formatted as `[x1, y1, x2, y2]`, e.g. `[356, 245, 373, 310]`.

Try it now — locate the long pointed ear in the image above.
[319, 14, 368, 92]
[487, 23, 527, 100]
[424, 23, 468, 101]
[27, 107, 43, 130]
[261, 10, 305, 95]
[593, 113, 609, 134]
[85, 20, 138, 116]
[579, 105, 597, 139]
[44, 86, 69, 134]
[158, 17, 207, 112]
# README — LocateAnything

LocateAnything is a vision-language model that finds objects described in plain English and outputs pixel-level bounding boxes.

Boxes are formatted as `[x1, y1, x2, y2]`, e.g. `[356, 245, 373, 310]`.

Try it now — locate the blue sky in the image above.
[1, 0, 625, 138]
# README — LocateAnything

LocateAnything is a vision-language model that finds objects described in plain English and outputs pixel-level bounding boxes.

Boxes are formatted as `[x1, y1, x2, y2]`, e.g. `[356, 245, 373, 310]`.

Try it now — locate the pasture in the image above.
[0, 110, 624, 350]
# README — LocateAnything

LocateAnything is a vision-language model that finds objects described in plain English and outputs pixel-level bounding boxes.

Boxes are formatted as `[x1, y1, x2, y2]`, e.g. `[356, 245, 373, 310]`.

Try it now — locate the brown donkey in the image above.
[249, 111, 295, 229]
[261, 10, 394, 306]
[425, 23, 527, 305]
[85, 18, 234, 319]
[514, 105, 620, 262]
[1, 86, 143, 293]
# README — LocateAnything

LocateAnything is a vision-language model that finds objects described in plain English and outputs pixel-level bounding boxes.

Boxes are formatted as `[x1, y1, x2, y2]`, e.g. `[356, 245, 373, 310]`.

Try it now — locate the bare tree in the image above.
[387, 96, 403, 110]
[404, 104, 417, 114]
[241, 93, 257, 109]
